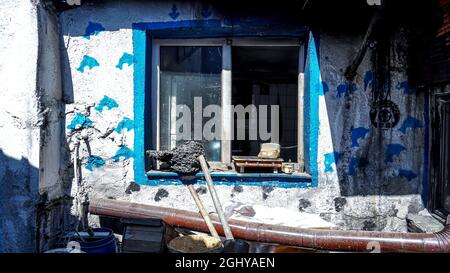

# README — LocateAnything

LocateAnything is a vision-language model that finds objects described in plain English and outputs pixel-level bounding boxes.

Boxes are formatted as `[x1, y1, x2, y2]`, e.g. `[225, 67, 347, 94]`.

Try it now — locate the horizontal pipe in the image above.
[89, 198, 450, 253]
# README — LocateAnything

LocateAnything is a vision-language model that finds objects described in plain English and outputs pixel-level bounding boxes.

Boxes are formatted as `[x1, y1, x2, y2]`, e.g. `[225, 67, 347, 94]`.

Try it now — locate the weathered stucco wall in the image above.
[0, 1, 41, 253]
[59, 0, 427, 233]
[0, 0, 65, 252]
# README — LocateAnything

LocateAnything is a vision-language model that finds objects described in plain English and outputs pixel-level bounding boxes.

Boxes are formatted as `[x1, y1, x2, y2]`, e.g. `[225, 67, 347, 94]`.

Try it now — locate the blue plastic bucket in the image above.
[77, 228, 117, 253]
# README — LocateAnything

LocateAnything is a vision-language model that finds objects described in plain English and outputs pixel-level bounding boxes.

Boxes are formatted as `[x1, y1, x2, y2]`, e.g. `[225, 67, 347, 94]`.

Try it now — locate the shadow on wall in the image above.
[0, 150, 39, 253]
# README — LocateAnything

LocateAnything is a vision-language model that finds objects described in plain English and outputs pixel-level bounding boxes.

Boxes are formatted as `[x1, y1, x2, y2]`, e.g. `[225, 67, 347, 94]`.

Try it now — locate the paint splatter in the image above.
[114, 117, 134, 133]
[324, 152, 342, 173]
[95, 96, 118, 112]
[398, 169, 417, 181]
[336, 83, 357, 98]
[364, 71, 374, 91]
[351, 127, 370, 147]
[85, 155, 105, 171]
[348, 157, 360, 176]
[116, 53, 134, 69]
[396, 81, 415, 95]
[385, 144, 406, 163]
[67, 113, 92, 130]
[201, 4, 212, 18]
[83, 21, 105, 39]
[112, 146, 134, 162]
[398, 116, 423, 134]
[322, 82, 329, 95]
[168, 4, 180, 20]
[77, 55, 99, 73]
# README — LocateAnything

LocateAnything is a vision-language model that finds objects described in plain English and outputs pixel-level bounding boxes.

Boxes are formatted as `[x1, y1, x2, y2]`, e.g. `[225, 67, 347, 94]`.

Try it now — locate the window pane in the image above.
[160, 46, 222, 161]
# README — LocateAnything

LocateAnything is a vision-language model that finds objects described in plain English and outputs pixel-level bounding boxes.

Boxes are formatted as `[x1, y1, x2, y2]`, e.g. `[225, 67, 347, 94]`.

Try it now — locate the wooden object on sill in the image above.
[232, 156, 284, 173]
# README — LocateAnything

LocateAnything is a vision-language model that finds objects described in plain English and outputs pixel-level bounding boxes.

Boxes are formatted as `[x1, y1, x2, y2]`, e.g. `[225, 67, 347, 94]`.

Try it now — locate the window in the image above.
[152, 38, 305, 168]
[430, 86, 450, 219]
[159, 46, 222, 161]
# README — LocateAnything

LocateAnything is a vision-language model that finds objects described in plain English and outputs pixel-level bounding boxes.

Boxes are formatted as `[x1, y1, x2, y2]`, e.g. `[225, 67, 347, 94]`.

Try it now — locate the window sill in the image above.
[144, 171, 312, 188]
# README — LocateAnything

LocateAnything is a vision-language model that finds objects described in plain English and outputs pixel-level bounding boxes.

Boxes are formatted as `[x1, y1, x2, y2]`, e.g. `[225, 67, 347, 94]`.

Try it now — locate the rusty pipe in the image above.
[89, 198, 450, 253]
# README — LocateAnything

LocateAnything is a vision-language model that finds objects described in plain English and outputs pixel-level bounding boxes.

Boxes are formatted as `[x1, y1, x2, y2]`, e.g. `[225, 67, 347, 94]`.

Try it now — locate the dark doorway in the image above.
[231, 46, 299, 162]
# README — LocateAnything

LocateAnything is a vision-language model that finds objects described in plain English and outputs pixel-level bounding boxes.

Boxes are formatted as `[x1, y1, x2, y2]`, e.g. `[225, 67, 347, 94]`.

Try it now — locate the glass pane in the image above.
[159, 46, 222, 161]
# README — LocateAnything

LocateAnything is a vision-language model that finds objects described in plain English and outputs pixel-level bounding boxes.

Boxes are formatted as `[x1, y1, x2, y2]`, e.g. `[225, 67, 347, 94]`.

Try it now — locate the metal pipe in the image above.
[89, 198, 450, 253]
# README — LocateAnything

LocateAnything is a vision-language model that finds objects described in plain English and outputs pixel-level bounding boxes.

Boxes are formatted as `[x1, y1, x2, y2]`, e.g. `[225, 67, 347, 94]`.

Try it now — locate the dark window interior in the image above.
[430, 89, 450, 218]
[231, 46, 299, 162]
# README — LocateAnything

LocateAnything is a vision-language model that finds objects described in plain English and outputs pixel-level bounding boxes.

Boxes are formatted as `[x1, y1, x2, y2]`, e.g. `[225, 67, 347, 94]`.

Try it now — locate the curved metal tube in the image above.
[89, 198, 450, 253]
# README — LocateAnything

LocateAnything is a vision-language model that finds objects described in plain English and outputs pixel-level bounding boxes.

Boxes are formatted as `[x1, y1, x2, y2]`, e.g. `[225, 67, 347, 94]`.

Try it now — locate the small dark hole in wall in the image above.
[298, 199, 311, 212]
[196, 186, 207, 195]
[125, 182, 141, 194]
[154, 188, 169, 202]
[262, 186, 274, 200]
[334, 197, 347, 212]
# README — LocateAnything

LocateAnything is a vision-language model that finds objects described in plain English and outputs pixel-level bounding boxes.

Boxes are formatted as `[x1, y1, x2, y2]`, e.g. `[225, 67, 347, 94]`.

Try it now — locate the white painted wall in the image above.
[0, 0, 41, 252]
[58, 0, 427, 233]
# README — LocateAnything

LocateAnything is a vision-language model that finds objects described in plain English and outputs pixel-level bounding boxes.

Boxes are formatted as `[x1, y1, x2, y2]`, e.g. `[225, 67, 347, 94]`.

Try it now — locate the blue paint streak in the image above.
[364, 71, 374, 91]
[324, 152, 342, 173]
[398, 116, 423, 134]
[77, 55, 99, 73]
[67, 113, 92, 130]
[132, 28, 147, 184]
[319, 81, 329, 96]
[385, 144, 406, 163]
[422, 94, 430, 204]
[95, 96, 119, 112]
[114, 117, 134, 133]
[116, 53, 134, 70]
[336, 83, 357, 98]
[351, 127, 370, 147]
[83, 21, 105, 39]
[398, 169, 418, 182]
[169, 4, 180, 20]
[112, 146, 134, 162]
[304, 32, 320, 186]
[145, 171, 312, 188]
[85, 155, 105, 171]
[396, 81, 415, 95]
[348, 157, 360, 176]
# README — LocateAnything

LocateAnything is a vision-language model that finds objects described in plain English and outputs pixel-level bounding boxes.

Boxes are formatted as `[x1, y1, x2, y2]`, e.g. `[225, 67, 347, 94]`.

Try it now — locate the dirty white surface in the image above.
[49, 0, 429, 240]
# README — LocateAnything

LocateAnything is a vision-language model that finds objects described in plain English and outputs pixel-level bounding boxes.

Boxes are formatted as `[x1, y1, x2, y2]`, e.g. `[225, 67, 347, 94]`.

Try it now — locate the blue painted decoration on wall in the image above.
[83, 21, 105, 39]
[77, 55, 99, 73]
[318, 81, 329, 96]
[398, 169, 418, 182]
[385, 144, 406, 163]
[85, 155, 105, 171]
[351, 127, 370, 147]
[67, 113, 92, 130]
[169, 4, 180, 20]
[115, 117, 134, 133]
[396, 81, 415, 95]
[116, 53, 134, 69]
[112, 146, 134, 162]
[95, 96, 119, 112]
[324, 152, 342, 173]
[364, 71, 374, 91]
[348, 156, 360, 176]
[398, 116, 423, 134]
[336, 83, 357, 98]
